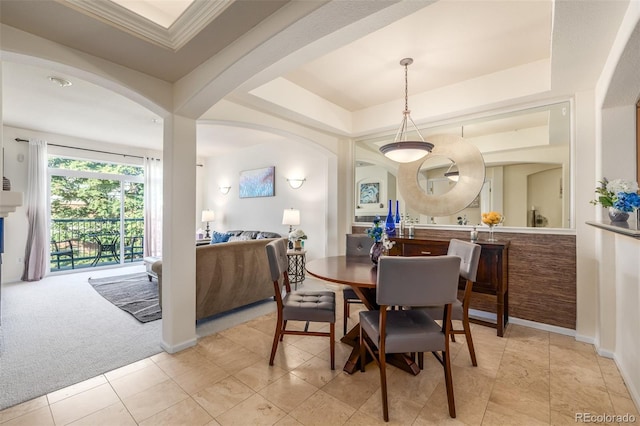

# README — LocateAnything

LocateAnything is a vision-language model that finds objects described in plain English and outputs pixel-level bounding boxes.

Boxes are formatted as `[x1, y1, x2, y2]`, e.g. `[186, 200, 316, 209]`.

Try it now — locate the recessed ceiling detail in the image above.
[110, 0, 194, 28]
[61, 0, 234, 50]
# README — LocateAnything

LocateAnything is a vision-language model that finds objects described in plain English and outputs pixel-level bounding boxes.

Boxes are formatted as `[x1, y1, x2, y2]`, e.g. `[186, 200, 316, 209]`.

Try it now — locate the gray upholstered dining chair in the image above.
[265, 238, 336, 369]
[343, 234, 371, 334]
[359, 255, 461, 421]
[418, 239, 481, 366]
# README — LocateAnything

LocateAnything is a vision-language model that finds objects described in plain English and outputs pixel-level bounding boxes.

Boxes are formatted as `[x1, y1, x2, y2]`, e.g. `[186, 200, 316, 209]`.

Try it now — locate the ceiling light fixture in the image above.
[379, 58, 433, 163]
[444, 163, 459, 181]
[48, 76, 72, 87]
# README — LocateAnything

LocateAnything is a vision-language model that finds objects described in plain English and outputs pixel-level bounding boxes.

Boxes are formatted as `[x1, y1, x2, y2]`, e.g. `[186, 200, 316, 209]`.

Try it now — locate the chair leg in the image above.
[330, 322, 335, 370]
[359, 327, 366, 373]
[418, 352, 424, 369]
[443, 350, 456, 418]
[343, 300, 349, 336]
[270, 313, 284, 366]
[450, 321, 457, 342]
[463, 313, 477, 366]
[280, 320, 287, 341]
[380, 350, 389, 422]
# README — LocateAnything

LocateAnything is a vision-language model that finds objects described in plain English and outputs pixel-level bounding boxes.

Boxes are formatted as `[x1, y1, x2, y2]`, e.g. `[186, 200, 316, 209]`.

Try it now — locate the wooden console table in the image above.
[390, 237, 510, 336]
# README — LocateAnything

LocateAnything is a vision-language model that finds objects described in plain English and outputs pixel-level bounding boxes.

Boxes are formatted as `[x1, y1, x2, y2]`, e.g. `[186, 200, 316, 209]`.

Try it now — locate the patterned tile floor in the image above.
[1, 277, 638, 425]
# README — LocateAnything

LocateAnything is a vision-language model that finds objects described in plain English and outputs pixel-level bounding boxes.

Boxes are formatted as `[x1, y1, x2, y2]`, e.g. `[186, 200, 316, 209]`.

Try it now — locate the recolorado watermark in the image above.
[575, 412, 636, 423]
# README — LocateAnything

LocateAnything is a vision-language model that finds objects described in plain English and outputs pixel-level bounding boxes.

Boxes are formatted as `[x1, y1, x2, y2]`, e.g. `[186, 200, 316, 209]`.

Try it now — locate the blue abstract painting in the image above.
[239, 166, 275, 198]
[359, 182, 380, 204]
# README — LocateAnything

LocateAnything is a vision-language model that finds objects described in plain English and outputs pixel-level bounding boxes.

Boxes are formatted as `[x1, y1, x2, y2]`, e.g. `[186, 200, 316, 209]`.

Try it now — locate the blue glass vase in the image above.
[385, 200, 396, 236]
[395, 200, 401, 224]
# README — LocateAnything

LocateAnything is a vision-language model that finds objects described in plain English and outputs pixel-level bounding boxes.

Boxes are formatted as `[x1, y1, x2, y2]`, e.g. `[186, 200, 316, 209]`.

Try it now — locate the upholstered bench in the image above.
[143, 256, 161, 282]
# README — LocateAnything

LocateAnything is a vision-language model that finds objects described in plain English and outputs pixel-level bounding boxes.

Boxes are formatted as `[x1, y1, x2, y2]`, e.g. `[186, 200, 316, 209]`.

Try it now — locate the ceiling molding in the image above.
[60, 0, 233, 51]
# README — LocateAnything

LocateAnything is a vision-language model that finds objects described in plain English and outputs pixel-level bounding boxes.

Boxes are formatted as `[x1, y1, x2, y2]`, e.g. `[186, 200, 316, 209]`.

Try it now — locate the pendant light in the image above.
[379, 58, 433, 162]
[444, 163, 459, 181]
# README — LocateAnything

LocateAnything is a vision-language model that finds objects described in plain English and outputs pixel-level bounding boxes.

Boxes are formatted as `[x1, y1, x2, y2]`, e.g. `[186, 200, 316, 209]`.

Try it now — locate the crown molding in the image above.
[60, 0, 233, 51]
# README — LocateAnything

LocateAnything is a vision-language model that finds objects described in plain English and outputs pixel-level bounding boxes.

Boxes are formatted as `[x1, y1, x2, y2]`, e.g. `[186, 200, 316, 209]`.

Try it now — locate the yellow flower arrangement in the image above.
[481, 211, 503, 226]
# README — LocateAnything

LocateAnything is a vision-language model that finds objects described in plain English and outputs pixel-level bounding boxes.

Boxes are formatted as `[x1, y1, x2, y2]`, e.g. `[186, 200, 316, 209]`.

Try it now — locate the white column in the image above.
[161, 114, 197, 352]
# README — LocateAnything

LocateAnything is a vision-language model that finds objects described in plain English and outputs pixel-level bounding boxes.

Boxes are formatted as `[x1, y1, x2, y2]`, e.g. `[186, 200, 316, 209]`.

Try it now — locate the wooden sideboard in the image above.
[390, 237, 510, 336]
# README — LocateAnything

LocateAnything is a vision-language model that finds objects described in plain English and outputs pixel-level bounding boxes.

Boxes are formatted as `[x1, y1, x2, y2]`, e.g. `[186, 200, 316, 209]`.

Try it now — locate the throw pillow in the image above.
[210, 231, 231, 244]
[228, 235, 251, 242]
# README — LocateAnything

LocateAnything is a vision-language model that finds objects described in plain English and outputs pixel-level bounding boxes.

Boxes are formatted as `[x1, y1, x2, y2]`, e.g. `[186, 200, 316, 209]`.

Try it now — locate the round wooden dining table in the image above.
[306, 255, 421, 376]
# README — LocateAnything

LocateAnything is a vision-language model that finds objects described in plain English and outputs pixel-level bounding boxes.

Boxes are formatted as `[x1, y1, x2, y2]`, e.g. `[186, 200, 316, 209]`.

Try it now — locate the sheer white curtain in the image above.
[144, 157, 162, 257]
[21, 139, 48, 281]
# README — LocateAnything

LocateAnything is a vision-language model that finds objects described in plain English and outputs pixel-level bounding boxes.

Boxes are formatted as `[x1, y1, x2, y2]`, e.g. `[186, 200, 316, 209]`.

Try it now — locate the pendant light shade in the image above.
[444, 163, 460, 182]
[379, 58, 433, 163]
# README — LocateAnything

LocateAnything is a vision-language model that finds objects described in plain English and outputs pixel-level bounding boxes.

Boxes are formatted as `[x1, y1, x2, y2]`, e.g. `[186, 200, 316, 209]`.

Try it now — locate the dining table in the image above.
[305, 255, 421, 376]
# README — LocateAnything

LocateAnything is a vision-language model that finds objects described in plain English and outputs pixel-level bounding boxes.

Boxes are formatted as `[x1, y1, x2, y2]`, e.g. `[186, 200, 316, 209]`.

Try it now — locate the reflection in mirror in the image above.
[417, 156, 456, 193]
[354, 101, 572, 229]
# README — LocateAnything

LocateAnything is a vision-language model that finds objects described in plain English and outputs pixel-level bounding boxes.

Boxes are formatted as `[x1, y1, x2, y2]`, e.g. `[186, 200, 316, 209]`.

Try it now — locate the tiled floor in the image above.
[1, 280, 638, 425]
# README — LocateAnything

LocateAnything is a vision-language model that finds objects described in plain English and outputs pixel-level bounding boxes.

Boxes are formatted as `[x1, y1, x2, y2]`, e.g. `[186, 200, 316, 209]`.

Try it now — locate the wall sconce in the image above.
[219, 186, 231, 194]
[287, 178, 306, 189]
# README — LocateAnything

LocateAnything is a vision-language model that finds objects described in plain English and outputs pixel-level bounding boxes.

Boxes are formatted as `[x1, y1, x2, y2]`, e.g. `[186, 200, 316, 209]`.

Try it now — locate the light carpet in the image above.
[88, 272, 160, 323]
[0, 267, 162, 410]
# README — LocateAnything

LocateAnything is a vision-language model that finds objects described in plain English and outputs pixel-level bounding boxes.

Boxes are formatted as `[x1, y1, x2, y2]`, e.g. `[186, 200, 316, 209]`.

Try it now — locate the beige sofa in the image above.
[152, 238, 281, 320]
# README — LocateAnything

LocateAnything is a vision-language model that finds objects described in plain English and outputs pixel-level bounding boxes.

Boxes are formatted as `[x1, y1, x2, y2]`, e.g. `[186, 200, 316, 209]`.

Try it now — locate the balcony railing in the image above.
[50, 218, 144, 271]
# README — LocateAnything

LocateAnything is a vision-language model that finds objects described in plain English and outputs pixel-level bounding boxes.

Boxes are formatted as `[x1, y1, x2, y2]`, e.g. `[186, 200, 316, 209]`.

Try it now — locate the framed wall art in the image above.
[239, 166, 275, 198]
[359, 182, 380, 204]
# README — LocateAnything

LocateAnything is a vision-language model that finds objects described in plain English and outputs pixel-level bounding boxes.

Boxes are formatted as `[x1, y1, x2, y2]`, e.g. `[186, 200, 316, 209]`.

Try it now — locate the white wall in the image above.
[590, 0, 640, 409]
[203, 136, 334, 261]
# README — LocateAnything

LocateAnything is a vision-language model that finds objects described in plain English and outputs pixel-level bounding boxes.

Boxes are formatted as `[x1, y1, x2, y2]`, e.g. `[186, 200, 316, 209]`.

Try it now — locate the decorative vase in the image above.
[394, 200, 401, 224]
[294, 240, 302, 250]
[370, 241, 386, 264]
[608, 207, 629, 223]
[487, 224, 497, 242]
[385, 200, 396, 236]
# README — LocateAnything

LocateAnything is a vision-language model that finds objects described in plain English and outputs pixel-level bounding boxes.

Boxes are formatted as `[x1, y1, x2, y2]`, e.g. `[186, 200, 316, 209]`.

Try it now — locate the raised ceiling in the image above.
[0, 0, 629, 157]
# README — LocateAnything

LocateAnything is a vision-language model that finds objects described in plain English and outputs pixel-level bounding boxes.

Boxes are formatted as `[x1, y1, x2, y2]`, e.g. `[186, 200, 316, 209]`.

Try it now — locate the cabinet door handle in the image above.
[421, 251, 431, 255]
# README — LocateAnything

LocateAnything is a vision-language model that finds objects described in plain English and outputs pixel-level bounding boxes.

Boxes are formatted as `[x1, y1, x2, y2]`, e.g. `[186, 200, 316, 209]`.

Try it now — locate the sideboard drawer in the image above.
[402, 241, 448, 257]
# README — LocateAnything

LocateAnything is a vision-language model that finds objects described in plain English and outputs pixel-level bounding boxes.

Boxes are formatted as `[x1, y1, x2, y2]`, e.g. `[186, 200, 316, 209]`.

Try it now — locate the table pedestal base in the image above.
[340, 324, 420, 376]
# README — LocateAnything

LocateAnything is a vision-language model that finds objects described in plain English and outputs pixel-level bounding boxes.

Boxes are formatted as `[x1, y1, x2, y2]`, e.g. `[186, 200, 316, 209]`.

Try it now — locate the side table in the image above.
[286, 249, 306, 290]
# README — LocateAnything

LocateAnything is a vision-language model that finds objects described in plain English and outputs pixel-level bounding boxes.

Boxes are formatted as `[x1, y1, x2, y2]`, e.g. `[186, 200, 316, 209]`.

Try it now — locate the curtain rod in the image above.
[14, 137, 146, 160]
[13, 138, 206, 166]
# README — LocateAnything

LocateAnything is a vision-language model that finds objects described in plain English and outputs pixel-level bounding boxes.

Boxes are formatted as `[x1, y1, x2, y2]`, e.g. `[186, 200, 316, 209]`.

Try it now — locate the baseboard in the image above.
[468, 309, 496, 323]
[469, 309, 576, 336]
[509, 316, 576, 336]
[575, 333, 596, 345]
[613, 355, 640, 414]
[596, 347, 615, 358]
[160, 337, 197, 354]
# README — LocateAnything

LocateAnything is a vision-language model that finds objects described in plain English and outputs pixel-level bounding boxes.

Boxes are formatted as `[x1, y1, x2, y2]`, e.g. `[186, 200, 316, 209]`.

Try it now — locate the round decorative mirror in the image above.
[398, 134, 485, 217]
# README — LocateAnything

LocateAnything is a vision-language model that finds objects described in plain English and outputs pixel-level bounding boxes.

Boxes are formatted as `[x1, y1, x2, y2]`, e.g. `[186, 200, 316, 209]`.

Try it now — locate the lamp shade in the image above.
[282, 208, 300, 226]
[201, 210, 215, 222]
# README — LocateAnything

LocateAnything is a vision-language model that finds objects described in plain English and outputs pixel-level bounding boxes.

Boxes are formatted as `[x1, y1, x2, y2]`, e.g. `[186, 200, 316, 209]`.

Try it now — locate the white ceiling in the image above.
[0, 0, 627, 158]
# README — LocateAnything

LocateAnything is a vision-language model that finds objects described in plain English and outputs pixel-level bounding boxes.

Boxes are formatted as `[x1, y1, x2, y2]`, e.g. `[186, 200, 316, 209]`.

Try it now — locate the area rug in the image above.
[88, 272, 161, 323]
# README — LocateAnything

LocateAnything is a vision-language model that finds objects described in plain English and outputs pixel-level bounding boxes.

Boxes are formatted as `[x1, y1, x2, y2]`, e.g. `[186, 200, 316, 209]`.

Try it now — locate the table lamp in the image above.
[201, 210, 215, 239]
[282, 208, 300, 233]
